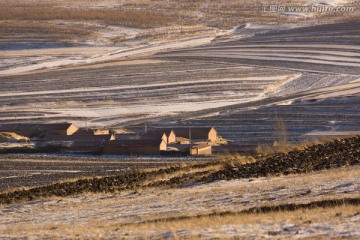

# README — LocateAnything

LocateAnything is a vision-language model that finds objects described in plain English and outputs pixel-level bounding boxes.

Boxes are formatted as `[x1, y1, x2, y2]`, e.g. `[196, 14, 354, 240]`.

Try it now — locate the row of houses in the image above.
[0, 123, 218, 156]
[0, 123, 79, 137]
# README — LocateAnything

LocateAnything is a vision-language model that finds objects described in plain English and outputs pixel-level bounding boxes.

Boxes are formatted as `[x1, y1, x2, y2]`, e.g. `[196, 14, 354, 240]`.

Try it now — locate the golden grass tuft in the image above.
[116, 203, 360, 239]
[219, 153, 257, 168]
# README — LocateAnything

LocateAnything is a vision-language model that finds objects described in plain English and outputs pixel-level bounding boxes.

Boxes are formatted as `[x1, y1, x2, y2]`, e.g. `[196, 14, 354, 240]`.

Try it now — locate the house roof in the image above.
[167, 143, 195, 151]
[115, 134, 141, 140]
[73, 128, 95, 135]
[104, 139, 164, 147]
[191, 144, 211, 149]
[141, 131, 167, 140]
[149, 129, 175, 136]
[74, 128, 110, 135]
[46, 134, 113, 142]
[70, 141, 104, 147]
[171, 127, 215, 139]
[212, 144, 257, 152]
[0, 123, 75, 132]
[175, 137, 189, 142]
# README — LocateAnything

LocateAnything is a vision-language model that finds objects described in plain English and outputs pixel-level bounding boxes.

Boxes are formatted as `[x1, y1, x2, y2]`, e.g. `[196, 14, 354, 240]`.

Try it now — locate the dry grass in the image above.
[0, 6, 173, 28]
[119, 203, 360, 235]
[1, 0, 354, 32]
[219, 153, 257, 167]
[256, 136, 352, 157]
[0, 0, 355, 51]
[0, 21, 91, 40]
[1, 164, 358, 238]
[4, 203, 359, 238]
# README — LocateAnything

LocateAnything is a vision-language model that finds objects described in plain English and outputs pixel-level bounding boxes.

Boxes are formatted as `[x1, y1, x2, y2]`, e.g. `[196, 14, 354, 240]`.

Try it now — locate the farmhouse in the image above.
[74, 128, 110, 135]
[45, 134, 115, 142]
[167, 143, 212, 155]
[142, 131, 169, 144]
[150, 129, 176, 143]
[212, 144, 257, 154]
[175, 137, 190, 144]
[0, 123, 78, 137]
[102, 139, 167, 155]
[64, 141, 104, 154]
[172, 127, 217, 142]
[115, 133, 141, 140]
[0, 122, 219, 156]
[189, 144, 212, 155]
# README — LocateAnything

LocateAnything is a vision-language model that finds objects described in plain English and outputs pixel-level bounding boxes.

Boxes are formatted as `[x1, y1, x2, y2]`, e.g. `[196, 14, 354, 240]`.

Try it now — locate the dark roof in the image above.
[104, 139, 164, 147]
[212, 144, 257, 152]
[141, 131, 167, 140]
[46, 134, 113, 142]
[171, 127, 215, 139]
[74, 128, 109, 135]
[70, 141, 104, 147]
[115, 134, 140, 140]
[0, 123, 75, 132]
[73, 128, 94, 135]
[191, 144, 211, 149]
[175, 137, 189, 141]
[149, 129, 174, 136]
[167, 144, 195, 151]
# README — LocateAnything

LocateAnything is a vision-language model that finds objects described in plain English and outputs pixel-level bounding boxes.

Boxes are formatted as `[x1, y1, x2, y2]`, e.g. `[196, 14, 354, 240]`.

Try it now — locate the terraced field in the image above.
[0, 60, 294, 127]
[0, 22, 359, 147]
[0, 154, 204, 192]
[161, 22, 360, 74]
[139, 22, 360, 148]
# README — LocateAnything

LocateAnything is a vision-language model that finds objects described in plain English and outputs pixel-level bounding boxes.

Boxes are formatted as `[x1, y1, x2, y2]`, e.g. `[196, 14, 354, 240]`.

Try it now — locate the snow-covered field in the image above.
[0, 154, 207, 192]
[1, 1, 359, 239]
[0, 35, 219, 76]
[1, 22, 359, 139]
[0, 165, 358, 239]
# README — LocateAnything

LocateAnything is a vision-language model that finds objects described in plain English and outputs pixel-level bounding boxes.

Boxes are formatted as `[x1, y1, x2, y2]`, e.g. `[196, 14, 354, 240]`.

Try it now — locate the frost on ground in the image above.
[1, 21, 359, 130]
[0, 165, 359, 239]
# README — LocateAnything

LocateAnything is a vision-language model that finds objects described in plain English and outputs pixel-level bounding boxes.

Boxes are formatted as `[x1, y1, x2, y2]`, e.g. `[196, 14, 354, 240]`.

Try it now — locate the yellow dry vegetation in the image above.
[0, 132, 29, 143]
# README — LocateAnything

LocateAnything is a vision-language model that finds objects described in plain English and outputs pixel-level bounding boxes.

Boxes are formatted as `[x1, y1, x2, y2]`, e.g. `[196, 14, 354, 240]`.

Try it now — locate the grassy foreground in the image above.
[0, 136, 359, 204]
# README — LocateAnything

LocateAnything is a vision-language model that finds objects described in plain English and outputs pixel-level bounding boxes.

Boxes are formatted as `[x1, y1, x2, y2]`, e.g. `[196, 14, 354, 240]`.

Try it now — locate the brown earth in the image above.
[0, 136, 359, 205]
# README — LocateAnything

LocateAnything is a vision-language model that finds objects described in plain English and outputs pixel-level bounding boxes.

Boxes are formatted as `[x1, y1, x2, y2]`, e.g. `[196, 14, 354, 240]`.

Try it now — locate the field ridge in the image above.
[1, 136, 359, 205]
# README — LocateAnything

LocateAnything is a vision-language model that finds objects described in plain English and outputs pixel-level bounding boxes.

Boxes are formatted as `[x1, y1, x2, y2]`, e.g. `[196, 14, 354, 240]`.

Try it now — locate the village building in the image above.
[0, 123, 78, 137]
[45, 134, 115, 142]
[64, 141, 104, 154]
[115, 133, 141, 140]
[175, 137, 190, 144]
[150, 129, 176, 143]
[102, 139, 167, 155]
[166, 144, 193, 154]
[167, 143, 212, 155]
[189, 144, 212, 155]
[74, 128, 110, 135]
[172, 127, 217, 142]
[212, 144, 257, 154]
[141, 131, 169, 144]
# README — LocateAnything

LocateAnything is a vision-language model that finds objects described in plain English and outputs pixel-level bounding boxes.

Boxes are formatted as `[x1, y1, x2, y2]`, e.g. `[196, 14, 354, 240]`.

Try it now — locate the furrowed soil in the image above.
[0, 154, 359, 238]
[0, 136, 358, 205]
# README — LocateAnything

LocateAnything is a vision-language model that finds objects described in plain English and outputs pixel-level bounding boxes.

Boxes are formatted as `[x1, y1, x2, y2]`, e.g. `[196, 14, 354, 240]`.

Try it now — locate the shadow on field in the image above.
[0, 136, 359, 205]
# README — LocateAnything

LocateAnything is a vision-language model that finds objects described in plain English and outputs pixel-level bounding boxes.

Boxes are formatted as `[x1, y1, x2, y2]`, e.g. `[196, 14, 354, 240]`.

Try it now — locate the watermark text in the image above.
[262, 5, 355, 13]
